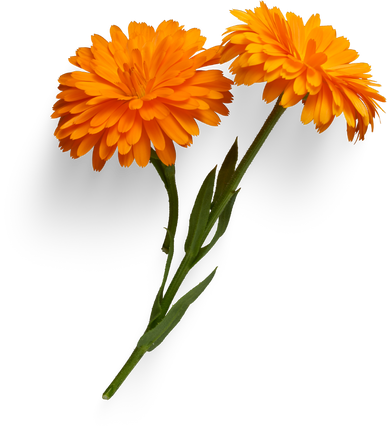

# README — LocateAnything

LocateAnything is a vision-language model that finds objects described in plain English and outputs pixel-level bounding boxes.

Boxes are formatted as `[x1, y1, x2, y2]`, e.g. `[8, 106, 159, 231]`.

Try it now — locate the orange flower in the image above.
[52, 21, 233, 171]
[221, 2, 385, 141]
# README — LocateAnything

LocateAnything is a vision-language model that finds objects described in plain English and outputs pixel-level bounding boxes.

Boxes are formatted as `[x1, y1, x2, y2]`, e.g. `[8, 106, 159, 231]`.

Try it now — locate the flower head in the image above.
[52, 21, 233, 170]
[220, 2, 385, 141]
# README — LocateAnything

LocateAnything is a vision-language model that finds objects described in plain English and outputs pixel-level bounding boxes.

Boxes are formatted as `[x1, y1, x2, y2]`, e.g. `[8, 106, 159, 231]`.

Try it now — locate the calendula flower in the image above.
[52, 21, 233, 171]
[220, 2, 385, 141]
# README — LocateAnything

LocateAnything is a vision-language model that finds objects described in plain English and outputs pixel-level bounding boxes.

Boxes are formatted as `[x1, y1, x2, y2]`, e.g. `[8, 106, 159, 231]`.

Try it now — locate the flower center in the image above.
[120, 63, 148, 99]
[129, 67, 147, 98]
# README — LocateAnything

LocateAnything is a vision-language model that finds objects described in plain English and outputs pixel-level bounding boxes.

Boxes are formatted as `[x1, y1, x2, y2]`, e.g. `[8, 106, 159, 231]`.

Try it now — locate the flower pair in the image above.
[52, 2, 385, 171]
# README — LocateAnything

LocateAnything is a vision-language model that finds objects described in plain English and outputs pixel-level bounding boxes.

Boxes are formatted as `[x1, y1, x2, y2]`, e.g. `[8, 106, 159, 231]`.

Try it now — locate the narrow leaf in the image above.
[137, 268, 217, 352]
[212, 138, 238, 209]
[184, 167, 216, 256]
[193, 188, 240, 265]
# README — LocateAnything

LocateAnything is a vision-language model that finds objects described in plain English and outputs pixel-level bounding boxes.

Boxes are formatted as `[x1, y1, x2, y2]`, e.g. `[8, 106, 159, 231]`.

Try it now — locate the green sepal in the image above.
[184, 167, 216, 256]
[137, 268, 217, 352]
[193, 188, 240, 266]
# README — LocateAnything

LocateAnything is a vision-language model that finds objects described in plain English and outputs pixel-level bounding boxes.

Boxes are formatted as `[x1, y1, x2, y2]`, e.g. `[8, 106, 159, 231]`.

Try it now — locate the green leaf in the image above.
[137, 268, 217, 352]
[193, 188, 240, 265]
[212, 138, 238, 209]
[184, 167, 216, 256]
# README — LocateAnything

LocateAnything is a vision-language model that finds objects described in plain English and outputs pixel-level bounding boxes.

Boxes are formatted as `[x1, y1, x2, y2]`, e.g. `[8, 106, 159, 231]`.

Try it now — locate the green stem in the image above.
[146, 152, 179, 330]
[161, 165, 178, 253]
[102, 154, 179, 401]
[102, 346, 147, 400]
[150, 150, 179, 254]
[156, 252, 194, 322]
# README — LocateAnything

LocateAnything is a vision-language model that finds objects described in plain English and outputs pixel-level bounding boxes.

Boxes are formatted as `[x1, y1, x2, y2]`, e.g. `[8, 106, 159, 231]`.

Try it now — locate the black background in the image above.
[41, 1, 387, 422]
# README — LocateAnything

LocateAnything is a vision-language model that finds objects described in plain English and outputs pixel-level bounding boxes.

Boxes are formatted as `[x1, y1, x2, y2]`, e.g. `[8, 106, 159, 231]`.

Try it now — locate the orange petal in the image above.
[139, 102, 156, 121]
[192, 109, 220, 126]
[110, 25, 128, 50]
[118, 148, 134, 167]
[90, 101, 125, 127]
[319, 83, 333, 124]
[246, 52, 268, 66]
[326, 80, 343, 114]
[340, 86, 368, 118]
[306, 67, 322, 88]
[220, 43, 246, 63]
[70, 139, 82, 158]
[264, 56, 285, 73]
[342, 99, 356, 128]
[304, 14, 321, 39]
[77, 131, 103, 157]
[70, 121, 91, 140]
[281, 82, 303, 107]
[262, 78, 288, 103]
[72, 103, 110, 125]
[117, 134, 132, 155]
[126, 111, 143, 144]
[129, 99, 143, 110]
[56, 124, 78, 140]
[92, 141, 107, 171]
[324, 49, 359, 69]
[106, 123, 120, 146]
[316, 116, 334, 133]
[133, 131, 151, 167]
[148, 100, 170, 119]
[117, 108, 136, 132]
[99, 130, 111, 159]
[104, 103, 128, 128]
[158, 113, 192, 145]
[346, 124, 356, 142]
[155, 134, 176, 165]
[282, 57, 305, 74]
[143, 119, 165, 150]
[264, 67, 282, 83]
[169, 107, 199, 136]
[293, 73, 307, 95]
[58, 136, 74, 153]
[301, 94, 317, 124]
[57, 89, 88, 102]
[307, 52, 327, 68]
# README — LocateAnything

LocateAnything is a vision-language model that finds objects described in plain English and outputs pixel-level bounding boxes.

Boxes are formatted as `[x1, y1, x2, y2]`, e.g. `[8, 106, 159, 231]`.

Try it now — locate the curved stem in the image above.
[102, 154, 179, 400]
[146, 154, 179, 327]
[150, 151, 179, 254]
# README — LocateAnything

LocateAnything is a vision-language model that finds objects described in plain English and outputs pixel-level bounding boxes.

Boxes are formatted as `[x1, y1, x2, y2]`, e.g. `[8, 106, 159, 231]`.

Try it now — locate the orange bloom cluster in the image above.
[221, 2, 385, 141]
[53, 21, 233, 170]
